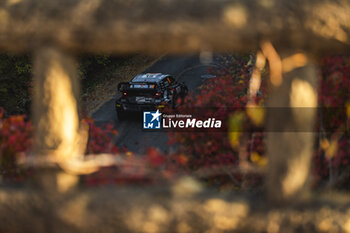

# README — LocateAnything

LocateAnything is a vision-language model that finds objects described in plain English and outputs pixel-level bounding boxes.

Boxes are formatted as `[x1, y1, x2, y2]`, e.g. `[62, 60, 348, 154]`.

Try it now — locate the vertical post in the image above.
[32, 47, 81, 170]
[265, 50, 318, 204]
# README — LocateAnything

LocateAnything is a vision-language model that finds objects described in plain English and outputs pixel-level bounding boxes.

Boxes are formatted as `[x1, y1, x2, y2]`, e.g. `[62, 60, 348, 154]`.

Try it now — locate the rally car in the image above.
[115, 73, 188, 120]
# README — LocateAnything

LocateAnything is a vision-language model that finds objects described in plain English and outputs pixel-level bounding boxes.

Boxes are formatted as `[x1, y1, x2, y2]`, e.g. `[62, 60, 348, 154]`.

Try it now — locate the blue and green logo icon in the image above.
[143, 110, 162, 129]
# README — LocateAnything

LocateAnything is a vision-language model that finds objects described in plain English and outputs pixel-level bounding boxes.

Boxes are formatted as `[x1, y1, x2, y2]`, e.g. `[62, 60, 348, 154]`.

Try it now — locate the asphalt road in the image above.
[92, 54, 214, 154]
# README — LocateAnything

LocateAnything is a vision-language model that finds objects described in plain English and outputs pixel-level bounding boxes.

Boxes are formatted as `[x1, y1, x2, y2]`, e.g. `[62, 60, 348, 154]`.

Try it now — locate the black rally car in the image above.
[115, 73, 188, 119]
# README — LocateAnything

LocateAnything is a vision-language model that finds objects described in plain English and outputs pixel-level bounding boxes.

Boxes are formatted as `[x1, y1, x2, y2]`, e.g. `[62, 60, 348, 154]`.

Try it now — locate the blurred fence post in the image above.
[265, 50, 318, 204]
[32, 47, 82, 183]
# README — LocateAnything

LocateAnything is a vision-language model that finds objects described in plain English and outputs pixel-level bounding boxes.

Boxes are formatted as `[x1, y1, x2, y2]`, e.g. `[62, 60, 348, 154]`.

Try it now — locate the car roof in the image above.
[131, 73, 170, 83]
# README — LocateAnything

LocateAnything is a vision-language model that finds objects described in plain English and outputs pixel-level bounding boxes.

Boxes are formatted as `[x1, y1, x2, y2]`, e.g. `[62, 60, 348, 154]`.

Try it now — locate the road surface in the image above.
[92, 54, 214, 154]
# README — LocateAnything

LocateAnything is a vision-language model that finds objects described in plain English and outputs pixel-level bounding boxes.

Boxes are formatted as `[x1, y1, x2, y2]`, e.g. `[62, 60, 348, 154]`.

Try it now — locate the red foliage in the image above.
[169, 54, 350, 189]
[0, 107, 33, 181]
[84, 117, 120, 154]
[313, 56, 350, 187]
[0, 110, 188, 185]
[0, 111, 124, 182]
[0, 108, 33, 154]
[167, 54, 267, 182]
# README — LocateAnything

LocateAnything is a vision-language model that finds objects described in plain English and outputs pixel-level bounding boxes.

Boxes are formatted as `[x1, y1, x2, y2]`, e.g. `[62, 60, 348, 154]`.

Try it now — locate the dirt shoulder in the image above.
[81, 55, 162, 116]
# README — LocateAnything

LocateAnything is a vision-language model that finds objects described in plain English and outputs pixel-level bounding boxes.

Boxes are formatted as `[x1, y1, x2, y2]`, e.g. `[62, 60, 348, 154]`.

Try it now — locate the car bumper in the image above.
[116, 103, 165, 112]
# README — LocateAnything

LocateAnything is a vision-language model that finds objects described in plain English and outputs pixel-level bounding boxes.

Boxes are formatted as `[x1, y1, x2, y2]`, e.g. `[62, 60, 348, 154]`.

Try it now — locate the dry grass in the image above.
[81, 55, 162, 115]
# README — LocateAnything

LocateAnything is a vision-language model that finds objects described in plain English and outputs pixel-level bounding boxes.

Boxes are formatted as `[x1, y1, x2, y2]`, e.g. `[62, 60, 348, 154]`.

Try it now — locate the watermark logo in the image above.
[143, 110, 223, 131]
[143, 110, 162, 129]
